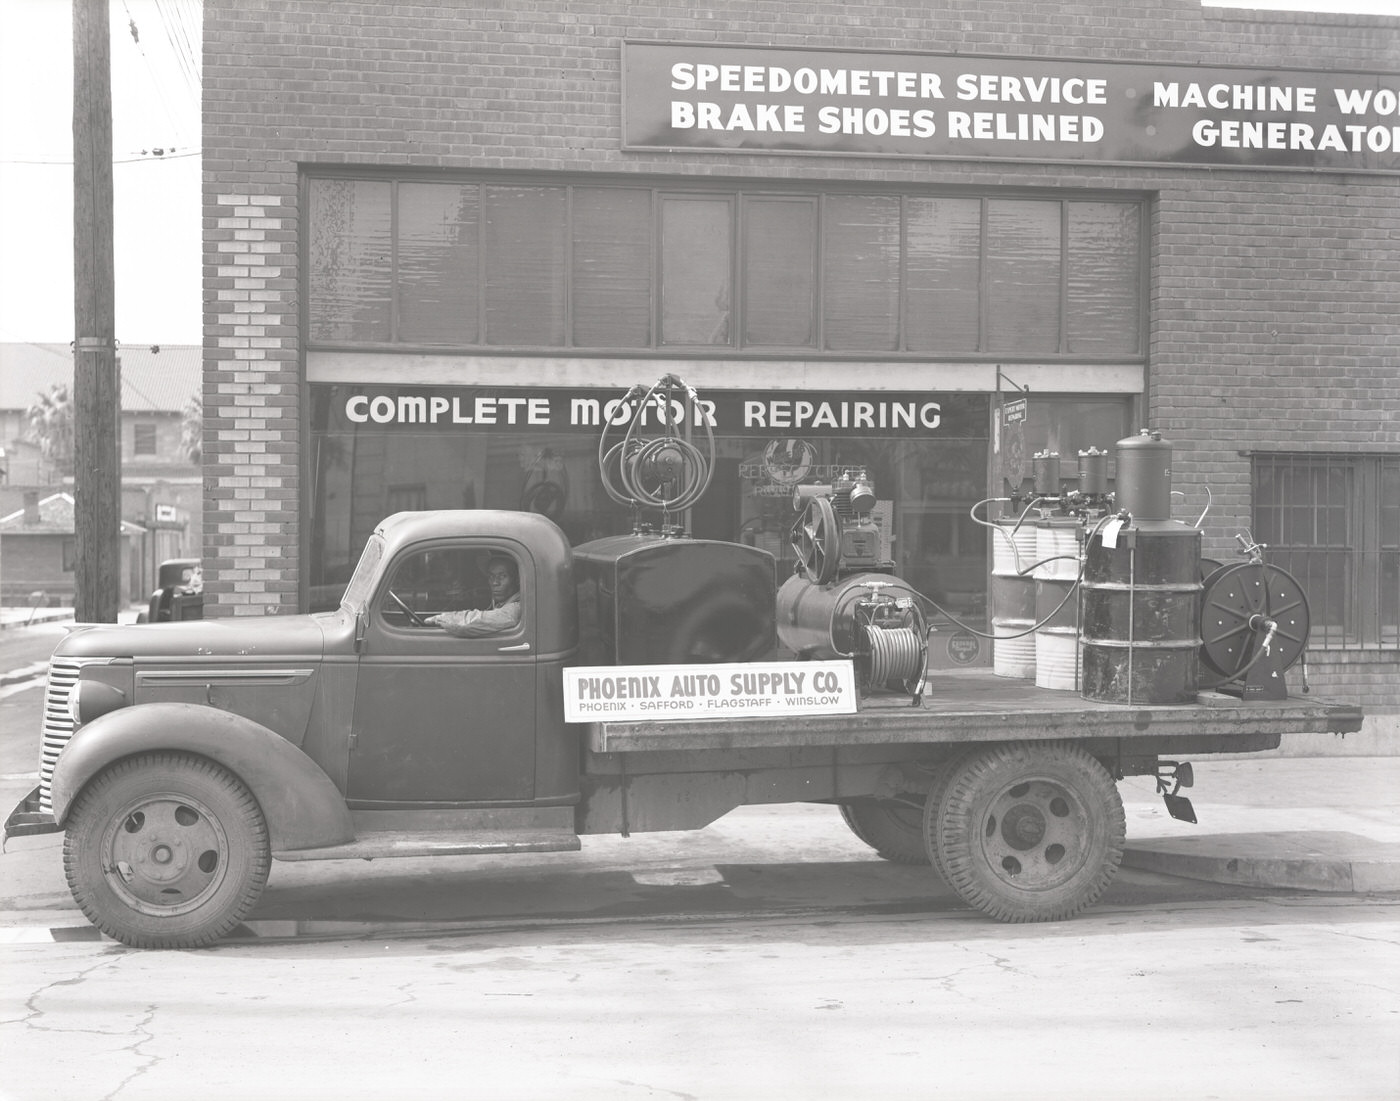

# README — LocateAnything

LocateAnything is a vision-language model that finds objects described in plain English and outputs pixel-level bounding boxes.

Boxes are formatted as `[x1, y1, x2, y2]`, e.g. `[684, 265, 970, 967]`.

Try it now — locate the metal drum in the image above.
[1080, 520, 1202, 705]
[1034, 517, 1081, 691]
[990, 519, 1036, 679]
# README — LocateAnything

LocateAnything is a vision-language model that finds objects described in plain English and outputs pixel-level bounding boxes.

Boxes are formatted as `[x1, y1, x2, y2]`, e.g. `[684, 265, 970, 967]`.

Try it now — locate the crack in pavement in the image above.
[99, 1004, 160, 1101]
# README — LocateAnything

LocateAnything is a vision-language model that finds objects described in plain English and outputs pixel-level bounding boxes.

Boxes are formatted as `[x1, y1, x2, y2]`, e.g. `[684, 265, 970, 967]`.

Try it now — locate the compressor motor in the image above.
[778, 470, 929, 705]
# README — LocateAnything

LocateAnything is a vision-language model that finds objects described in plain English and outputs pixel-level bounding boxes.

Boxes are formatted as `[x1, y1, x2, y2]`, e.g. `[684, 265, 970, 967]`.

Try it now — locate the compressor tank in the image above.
[776, 571, 921, 659]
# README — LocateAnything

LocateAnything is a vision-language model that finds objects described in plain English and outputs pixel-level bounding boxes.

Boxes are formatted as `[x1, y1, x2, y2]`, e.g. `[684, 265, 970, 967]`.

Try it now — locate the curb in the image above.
[0, 663, 47, 689]
[1123, 831, 1400, 893]
[0, 611, 74, 632]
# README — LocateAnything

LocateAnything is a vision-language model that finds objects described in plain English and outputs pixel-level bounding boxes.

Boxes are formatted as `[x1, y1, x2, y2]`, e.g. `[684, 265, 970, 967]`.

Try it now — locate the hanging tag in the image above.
[1101, 517, 1124, 549]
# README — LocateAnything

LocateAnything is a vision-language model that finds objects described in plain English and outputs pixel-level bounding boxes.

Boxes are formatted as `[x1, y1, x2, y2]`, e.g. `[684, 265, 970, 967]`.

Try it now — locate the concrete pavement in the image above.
[1120, 756, 1400, 894]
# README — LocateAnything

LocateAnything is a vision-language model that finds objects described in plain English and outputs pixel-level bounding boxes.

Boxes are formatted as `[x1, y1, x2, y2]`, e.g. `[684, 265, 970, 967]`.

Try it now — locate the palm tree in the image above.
[179, 392, 202, 464]
[24, 382, 76, 477]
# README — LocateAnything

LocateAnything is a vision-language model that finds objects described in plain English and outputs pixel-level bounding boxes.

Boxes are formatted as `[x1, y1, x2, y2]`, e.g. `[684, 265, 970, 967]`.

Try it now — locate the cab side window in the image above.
[378, 548, 523, 636]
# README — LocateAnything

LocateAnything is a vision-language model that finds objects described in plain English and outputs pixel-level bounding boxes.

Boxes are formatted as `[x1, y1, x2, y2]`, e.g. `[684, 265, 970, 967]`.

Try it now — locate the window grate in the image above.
[1252, 453, 1399, 650]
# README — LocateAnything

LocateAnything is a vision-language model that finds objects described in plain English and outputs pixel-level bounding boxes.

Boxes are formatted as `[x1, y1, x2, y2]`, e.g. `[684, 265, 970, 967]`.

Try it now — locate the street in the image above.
[1, 655, 1398, 1101]
[3, 893, 1397, 1101]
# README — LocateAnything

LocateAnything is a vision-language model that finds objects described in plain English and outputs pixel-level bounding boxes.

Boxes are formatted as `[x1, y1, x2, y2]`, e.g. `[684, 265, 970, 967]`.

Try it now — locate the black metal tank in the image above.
[1080, 431, 1200, 705]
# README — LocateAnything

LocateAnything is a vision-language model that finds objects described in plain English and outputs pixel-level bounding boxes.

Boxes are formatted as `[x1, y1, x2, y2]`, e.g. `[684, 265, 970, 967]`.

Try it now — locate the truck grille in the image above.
[38, 660, 85, 814]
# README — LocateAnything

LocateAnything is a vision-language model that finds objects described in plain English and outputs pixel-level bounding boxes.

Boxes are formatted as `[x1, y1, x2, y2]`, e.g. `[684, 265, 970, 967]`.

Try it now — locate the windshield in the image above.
[340, 534, 386, 611]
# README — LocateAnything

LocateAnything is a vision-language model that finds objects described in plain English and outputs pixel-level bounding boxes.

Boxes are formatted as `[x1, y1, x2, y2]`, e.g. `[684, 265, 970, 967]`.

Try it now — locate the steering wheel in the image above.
[387, 589, 428, 627]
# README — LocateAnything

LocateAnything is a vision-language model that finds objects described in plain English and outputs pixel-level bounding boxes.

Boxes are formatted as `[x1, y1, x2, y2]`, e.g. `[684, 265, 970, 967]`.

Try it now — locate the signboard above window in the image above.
[622, 42, 1399, 174]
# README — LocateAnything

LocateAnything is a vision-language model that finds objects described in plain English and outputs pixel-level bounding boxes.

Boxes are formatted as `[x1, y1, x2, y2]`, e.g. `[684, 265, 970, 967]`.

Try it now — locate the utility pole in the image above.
[73, 0, 120, 622]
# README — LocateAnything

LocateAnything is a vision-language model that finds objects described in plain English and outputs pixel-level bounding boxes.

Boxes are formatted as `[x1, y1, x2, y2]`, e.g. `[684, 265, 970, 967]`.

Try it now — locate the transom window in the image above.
[306, 173, 1145, 359]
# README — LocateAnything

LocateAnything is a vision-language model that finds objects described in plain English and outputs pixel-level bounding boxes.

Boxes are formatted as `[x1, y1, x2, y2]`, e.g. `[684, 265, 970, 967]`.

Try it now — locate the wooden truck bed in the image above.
[588, 668, 1365, 754]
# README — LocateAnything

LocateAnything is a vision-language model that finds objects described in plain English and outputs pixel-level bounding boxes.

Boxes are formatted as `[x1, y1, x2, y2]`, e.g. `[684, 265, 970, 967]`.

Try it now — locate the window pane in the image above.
[398, 182, 479, 345]
[308, 178, 392, 342]
[1066, 202, 1141, 355]
[905, 197, 980, 354]
[572, 188, 652, 348]
[660, 197, 732, 346]
[823, 195, 900, 352]
[134, 423, 157, 455]
[743, 198, 816, 347]
[985, 199, 1061, 354]
[483, 187, 567, 346]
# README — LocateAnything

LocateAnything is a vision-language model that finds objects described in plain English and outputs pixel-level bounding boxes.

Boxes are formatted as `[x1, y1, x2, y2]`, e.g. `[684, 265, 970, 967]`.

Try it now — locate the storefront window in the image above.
[307, 384, 991, 620]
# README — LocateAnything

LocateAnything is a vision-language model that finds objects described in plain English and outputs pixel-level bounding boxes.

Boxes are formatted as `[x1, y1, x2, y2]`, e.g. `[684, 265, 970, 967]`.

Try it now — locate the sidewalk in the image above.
[0, 605, 76, 630]
[1121, 756, 1400, 893]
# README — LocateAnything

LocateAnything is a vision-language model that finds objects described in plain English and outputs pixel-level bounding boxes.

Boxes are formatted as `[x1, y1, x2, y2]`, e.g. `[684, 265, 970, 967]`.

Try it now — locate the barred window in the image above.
[1252, 453, 1400, 649]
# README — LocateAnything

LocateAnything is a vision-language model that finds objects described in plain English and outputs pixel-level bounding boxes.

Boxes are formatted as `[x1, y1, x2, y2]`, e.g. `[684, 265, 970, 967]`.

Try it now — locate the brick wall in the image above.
[203, 1, 1399, 708]
[204, 192, 299, 615]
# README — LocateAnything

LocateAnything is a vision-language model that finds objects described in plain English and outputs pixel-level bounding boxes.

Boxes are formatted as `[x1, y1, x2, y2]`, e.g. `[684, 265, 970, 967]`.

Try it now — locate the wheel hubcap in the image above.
[979, 779, 1089, 889]
[101, 794, 229, 917]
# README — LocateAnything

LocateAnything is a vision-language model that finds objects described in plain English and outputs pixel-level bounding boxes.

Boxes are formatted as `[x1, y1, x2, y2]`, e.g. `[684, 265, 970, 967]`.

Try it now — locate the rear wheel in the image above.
[63, 753, 271, 948]
[925, 742, 1124, 923]
[839, 797, 929, 865]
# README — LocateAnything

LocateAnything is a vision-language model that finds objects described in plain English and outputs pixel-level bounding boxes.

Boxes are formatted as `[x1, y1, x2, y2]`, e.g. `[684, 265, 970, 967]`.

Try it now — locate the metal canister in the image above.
[1080, 519, 1202, 705]
[1032, 451, 1061, 497]
[1077, 447, 1109, 497]
[1033, 517, 1081, 691]
[990, 518, 1036, 678]
[1115, 430, 1174, 521]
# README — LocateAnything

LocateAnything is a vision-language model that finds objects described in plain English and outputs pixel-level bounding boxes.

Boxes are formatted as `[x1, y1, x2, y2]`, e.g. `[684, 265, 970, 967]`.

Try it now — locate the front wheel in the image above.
[924, 742, 1124, 923]
[63, 753, 271, 948]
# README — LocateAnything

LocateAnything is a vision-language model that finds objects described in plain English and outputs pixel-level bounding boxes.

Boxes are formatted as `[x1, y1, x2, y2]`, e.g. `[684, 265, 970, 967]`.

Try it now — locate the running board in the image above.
[273, 827, 581, 862]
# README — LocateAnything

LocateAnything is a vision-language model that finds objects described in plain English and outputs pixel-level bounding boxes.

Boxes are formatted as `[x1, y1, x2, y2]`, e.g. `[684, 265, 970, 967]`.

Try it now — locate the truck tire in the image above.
[839, 798, 930, 865]
[924, 742, 1124, 923]
[919, 752, 970, 886]
[63, 752, 271, 949]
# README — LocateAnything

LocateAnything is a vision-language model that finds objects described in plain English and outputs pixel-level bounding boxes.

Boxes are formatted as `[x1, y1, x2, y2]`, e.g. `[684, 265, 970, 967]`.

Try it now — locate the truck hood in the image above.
[54, 612, 341, 661]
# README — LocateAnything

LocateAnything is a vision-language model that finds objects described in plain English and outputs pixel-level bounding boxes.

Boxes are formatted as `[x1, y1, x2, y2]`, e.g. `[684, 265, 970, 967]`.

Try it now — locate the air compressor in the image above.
[776, 469, 930, 705]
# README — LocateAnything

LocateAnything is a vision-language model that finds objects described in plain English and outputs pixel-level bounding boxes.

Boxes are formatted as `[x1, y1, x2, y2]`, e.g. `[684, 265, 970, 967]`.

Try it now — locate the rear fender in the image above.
[50, 702, 353, 852]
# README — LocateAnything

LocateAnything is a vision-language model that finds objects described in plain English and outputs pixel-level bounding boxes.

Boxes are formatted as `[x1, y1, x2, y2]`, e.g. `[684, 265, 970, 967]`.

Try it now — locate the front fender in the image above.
[50, 702, 353, 852]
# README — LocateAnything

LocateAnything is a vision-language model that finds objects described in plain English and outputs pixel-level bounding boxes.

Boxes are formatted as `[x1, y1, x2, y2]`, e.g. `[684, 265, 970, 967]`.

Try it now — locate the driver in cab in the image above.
[427, 554, 521, 637]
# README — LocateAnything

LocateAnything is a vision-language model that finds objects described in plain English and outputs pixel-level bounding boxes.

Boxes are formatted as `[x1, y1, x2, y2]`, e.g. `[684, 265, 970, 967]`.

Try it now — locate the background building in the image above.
[201, 1, 1398, 714]
[0, 342, 203, 603]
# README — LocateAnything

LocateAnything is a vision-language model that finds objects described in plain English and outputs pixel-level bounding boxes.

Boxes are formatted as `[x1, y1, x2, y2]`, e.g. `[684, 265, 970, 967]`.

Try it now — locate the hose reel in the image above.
[852, 582, 929, 707]
[1199, 541, 1311, 698]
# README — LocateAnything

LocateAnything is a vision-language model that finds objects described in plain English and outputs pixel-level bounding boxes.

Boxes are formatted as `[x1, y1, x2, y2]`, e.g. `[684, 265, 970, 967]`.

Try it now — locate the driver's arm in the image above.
[427, 601, 520, 637]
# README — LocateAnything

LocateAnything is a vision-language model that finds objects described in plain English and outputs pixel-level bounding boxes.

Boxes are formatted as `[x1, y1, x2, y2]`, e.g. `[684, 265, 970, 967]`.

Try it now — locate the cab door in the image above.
[346, 542, 536, 803]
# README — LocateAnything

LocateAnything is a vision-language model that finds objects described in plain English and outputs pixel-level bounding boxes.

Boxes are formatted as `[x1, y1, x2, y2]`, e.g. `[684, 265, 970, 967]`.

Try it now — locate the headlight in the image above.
[68, 680, 128, 728]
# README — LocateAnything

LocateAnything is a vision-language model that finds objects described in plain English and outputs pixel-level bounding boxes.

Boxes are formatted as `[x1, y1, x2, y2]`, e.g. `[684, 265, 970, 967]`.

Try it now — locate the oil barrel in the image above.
[1034, 517, 1081, 691]
[1080, 520, 1202, 705]
[990, 518, 1036, 679]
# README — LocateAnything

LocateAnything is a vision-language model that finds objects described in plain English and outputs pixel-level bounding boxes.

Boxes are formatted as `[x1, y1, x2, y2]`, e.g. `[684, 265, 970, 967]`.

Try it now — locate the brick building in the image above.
[202, 1, 1399, 716]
